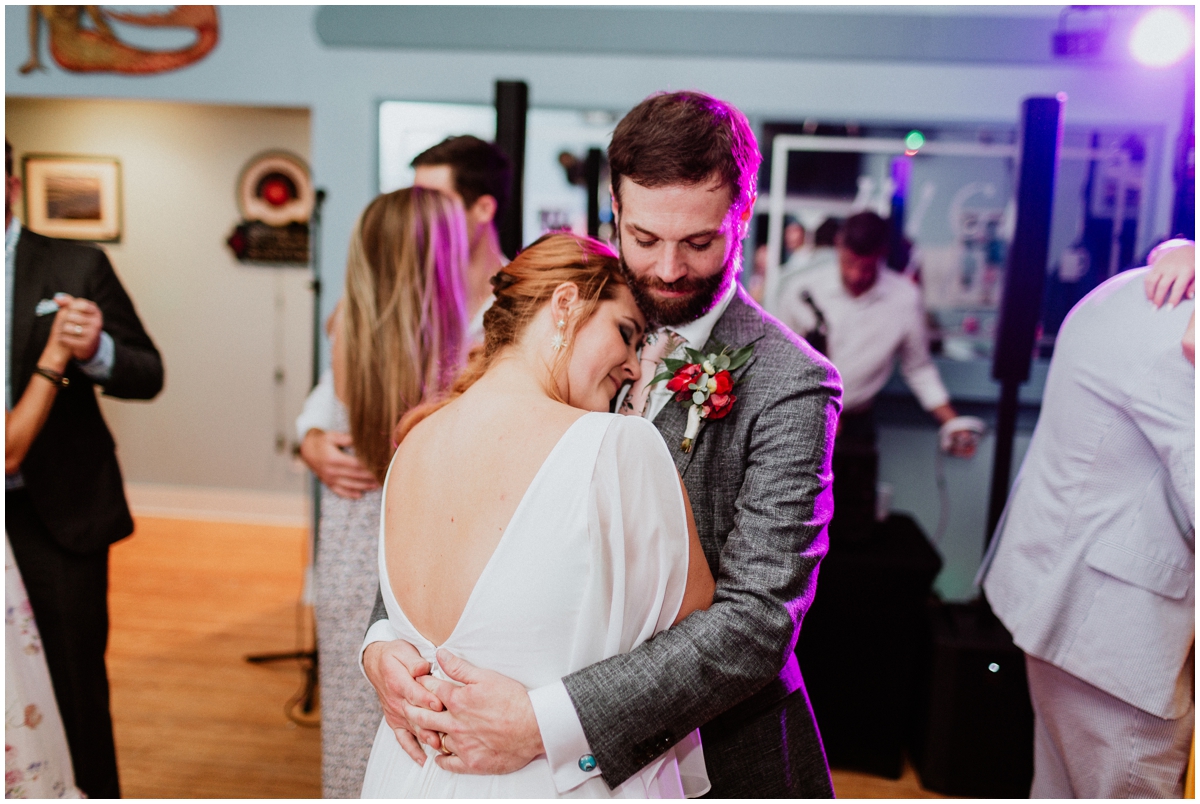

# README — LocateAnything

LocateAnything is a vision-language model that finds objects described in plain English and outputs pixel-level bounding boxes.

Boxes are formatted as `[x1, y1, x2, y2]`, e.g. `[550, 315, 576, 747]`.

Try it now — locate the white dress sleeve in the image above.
[590, 415, 692, 651]
[532, 414, 708, 796]
[592, 415, 710, 797]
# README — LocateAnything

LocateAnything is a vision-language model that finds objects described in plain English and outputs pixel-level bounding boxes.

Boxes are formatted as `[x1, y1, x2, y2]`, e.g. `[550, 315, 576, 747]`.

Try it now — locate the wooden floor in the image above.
[108, 517, 321, 798]
[107, 516, 942, 798]
[833, 762, 947, 799]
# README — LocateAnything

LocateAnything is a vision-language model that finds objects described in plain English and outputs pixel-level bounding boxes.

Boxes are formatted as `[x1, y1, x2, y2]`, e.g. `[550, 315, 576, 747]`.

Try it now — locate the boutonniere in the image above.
[651, 340, 753, 453]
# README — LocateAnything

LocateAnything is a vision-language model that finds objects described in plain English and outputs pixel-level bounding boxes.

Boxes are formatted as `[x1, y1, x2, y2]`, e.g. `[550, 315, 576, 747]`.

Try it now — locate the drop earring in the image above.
[551, 319, 567, 351]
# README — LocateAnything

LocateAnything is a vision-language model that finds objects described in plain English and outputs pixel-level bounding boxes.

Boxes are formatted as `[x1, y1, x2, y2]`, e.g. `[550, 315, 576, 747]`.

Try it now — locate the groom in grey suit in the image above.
[362, 91, 841, 797]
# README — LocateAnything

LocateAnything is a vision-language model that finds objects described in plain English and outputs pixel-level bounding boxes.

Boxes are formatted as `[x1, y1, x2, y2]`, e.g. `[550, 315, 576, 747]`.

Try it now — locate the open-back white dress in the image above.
[360, 412, 709, 798]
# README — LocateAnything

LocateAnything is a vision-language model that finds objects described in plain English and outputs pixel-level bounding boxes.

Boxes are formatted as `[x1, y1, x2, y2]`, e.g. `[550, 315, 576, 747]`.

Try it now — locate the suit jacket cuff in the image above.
[528, 681, 600, 793]
[358, 618, 395, 679]
[77, 331, 115, 383]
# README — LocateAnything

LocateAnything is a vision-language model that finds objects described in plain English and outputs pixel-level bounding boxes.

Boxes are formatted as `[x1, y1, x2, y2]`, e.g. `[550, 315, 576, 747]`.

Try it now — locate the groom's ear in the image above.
[735, 192, 756, 241]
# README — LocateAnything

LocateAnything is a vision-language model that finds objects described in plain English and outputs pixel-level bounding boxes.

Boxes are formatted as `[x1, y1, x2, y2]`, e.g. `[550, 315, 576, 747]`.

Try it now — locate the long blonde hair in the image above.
[394, 233, 625, 444]
[340, 187, 469, 481]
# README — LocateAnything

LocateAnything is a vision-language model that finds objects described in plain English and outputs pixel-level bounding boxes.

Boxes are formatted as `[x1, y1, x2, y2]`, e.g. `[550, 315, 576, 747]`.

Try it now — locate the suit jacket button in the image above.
[578, 754, 597, 772]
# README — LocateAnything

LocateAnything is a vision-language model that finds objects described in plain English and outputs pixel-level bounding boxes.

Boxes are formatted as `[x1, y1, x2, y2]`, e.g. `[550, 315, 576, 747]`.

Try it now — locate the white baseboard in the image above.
[125, 482, 310, 528]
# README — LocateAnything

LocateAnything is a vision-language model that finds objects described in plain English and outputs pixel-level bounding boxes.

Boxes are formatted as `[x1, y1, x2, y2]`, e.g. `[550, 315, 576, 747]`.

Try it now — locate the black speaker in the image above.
[494, 80, 528, 260]
[795, 514, 942, 778]
[913, 601, 1034, 798]
[584, 147, 603, 238]
[987, 95, 1064, 540]
[829, 445, 877, 543]
[991, 96, 1063, 385]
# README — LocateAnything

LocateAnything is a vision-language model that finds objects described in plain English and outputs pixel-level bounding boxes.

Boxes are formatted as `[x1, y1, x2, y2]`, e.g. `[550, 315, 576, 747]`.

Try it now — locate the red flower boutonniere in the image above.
[651, 341, 753, 452]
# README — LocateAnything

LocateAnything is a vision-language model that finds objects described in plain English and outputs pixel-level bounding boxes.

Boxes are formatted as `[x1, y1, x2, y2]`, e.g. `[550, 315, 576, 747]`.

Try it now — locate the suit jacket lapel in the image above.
[11, 229, 46, 389]
[657, 287, 766, 476]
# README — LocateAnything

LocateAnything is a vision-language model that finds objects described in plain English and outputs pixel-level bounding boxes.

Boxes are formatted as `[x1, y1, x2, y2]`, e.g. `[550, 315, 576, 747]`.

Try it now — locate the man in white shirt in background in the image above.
[780, 210, 959, 429]
[295, 135, 510, 496]
[779, 210, 971, 535]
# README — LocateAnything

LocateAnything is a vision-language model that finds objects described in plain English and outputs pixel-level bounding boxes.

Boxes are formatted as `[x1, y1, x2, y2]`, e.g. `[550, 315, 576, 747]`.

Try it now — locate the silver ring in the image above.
[72, 324, 83, 335]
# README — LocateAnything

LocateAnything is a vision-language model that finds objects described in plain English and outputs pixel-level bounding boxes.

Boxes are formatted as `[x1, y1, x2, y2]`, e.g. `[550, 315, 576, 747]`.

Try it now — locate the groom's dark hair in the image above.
[608, 91, 760, 218]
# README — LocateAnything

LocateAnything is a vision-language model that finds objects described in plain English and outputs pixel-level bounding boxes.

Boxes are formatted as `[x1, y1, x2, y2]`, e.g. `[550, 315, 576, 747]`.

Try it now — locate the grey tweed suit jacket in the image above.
[366, 287, 841, 797]
[563, 287, 841, 797]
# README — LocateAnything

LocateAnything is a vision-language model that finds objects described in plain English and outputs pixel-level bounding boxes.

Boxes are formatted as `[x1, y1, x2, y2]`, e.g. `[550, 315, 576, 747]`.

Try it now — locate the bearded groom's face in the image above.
[612, 176, 748, 328]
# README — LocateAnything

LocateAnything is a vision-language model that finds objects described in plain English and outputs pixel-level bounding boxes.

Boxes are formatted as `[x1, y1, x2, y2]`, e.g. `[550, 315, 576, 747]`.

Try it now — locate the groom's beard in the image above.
[618, 242, 740, 329]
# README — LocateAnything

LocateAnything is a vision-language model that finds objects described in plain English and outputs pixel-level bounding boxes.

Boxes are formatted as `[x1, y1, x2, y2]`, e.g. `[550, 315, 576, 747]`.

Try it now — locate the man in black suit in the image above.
[6, 140, 163, 798]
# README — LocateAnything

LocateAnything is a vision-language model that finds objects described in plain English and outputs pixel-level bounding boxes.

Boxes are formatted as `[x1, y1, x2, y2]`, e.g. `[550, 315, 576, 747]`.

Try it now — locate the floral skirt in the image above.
[5, 535, 83, 799]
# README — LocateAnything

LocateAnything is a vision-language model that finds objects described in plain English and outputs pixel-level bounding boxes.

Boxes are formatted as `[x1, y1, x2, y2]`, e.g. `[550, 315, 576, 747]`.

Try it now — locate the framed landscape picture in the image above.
[23, 155, 122, 242]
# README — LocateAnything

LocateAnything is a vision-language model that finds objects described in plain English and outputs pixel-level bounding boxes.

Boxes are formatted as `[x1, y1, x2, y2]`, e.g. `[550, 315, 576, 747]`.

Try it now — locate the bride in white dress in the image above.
[360, 233, 714, 798]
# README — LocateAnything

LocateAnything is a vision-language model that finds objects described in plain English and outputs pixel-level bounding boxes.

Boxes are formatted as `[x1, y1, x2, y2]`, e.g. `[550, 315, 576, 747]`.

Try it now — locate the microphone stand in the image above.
[244, 189, 327, 722]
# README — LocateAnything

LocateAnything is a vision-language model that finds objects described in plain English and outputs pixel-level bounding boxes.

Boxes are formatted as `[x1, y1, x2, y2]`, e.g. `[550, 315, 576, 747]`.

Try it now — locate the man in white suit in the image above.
[980, 255, 1195, 798]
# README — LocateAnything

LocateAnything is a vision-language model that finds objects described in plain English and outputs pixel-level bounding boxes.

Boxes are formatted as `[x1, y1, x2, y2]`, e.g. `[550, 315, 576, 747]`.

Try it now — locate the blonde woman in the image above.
[317, 187, 468, 798]
[360, 234, 714, 797]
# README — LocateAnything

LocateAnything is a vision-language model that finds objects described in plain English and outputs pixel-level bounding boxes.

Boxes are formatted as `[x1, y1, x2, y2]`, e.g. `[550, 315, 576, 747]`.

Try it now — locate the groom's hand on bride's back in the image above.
[363, 639, 444, 766]
[403, 648, 545, 775]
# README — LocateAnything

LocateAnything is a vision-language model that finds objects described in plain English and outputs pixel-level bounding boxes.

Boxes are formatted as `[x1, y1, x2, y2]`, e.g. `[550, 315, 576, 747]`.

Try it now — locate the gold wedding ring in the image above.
[438, 732, 453, 756]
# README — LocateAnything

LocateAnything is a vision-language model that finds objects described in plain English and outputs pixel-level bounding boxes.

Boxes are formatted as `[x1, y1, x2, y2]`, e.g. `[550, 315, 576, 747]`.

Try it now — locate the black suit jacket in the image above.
[10, 228, 164, 554]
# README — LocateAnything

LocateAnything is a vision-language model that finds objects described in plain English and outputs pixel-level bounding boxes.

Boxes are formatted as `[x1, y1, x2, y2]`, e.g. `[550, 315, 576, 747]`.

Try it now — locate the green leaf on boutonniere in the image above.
[683, 346, 708, 364]
[662, 357, 688, 372]
[649, 369, 676, 386]
[726, 345, 754, 371]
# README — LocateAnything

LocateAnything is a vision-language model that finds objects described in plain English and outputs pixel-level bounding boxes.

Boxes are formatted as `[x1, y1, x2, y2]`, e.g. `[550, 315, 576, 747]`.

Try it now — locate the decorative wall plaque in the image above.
[227, 152, 313, 265]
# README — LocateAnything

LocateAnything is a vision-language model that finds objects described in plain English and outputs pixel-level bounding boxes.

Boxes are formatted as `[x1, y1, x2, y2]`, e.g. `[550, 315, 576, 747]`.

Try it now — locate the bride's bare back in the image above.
[383, 258, 711, 649]
[385, 383, 586, 647]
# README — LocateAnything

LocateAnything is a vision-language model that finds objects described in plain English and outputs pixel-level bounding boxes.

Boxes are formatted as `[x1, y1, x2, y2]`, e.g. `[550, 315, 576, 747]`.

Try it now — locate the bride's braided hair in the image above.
[393, 232, 625, 444]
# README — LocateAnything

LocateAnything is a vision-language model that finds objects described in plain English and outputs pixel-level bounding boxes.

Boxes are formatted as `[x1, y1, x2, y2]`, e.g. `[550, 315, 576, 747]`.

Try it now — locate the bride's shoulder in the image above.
[590, 416, 679, 506]
[392, 398, 463, 462]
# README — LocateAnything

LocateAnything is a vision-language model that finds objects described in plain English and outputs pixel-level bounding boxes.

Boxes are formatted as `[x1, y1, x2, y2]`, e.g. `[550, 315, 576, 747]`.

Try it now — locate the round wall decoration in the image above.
[237, 151, 314, 227]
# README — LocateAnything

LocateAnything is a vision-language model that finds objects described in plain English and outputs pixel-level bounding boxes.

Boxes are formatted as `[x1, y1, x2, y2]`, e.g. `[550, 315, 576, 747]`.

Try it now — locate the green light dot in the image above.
[905, 130, 925, 150]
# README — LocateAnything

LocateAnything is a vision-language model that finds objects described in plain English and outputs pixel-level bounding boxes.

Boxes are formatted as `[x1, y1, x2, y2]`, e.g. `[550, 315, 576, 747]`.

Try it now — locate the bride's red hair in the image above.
[393, 232, 625, 445]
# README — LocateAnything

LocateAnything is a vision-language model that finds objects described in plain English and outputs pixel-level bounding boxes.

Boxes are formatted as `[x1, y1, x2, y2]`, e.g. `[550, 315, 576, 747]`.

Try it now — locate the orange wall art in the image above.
[20, 6, 218, 76]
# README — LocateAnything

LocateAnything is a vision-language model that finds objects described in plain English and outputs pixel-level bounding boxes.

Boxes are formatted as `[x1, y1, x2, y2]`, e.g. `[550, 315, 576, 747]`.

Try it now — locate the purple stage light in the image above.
[1129, 7, 1193, 68]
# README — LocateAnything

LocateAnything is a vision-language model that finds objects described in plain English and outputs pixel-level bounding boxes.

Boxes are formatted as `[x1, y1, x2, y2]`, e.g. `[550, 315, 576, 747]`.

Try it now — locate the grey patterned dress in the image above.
[314, 400, 384, 798]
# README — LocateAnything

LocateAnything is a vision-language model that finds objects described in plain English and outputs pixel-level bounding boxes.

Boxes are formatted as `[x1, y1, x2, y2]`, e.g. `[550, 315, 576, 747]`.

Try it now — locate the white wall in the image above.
[6, 97, 313, 515]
